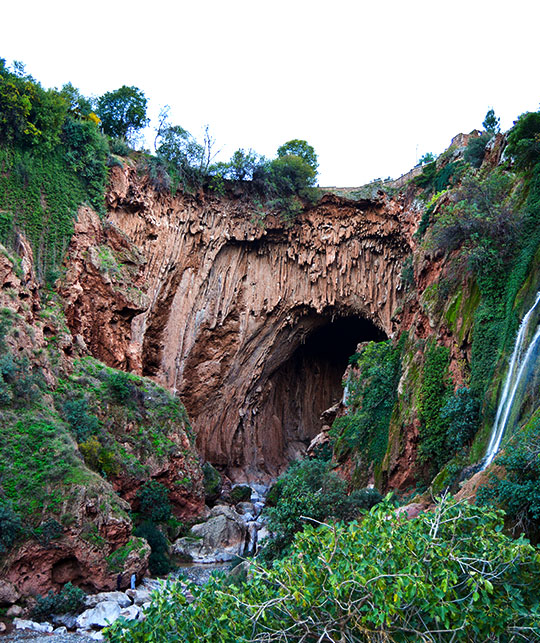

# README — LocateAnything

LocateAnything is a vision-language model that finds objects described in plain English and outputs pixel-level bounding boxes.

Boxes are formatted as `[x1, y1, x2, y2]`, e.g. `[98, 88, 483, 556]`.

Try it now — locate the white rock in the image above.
[76, 600, 122, 629]
[120, 605, 142, 621]
[14, 618, 53, 633]
[54, 626, 68, 634]
[89, 631, 105, 641]
[85, 591, 132, 608]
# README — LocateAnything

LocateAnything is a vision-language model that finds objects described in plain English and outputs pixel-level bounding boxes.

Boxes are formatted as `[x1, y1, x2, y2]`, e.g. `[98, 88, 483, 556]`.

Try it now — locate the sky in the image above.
[2, 0, 539, 186]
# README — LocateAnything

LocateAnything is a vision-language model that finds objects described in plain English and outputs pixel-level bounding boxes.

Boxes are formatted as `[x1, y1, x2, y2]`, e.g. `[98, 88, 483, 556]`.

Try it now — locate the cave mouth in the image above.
[260, 314, 387, 473]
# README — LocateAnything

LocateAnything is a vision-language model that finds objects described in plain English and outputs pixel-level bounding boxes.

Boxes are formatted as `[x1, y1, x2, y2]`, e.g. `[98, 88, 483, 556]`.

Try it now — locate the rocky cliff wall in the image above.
[63, 165, 419, 479]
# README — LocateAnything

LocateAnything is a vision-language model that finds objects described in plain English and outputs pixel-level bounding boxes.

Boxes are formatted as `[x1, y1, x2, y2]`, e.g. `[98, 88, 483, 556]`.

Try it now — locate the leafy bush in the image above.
[202, 462, 221, 505]
[276, 139, 318, 180]
[506, 110, 540, 172]
[0, 499, 23, 554]
[96, 86, 149, 142]
[331, 339, 402, 466]
[106, 371, 133, 404]
[79, 436, 119, 477]
[230, 485, 251, 504]
[34, 518, 63, 545]
[134, 522, 174, 576]
[478, 412, 540, 538]
[418, 341, 451, 472]
[31, 582, 85, 621]
[105, 498, 540, 642]
[136, 481, 171, 524]
[464, 133, 491, 168]
[262, 458, 379, 560]
[63, 397, 99, 441]
[432, 171, 520, 281]
[441, 387, 480, 453]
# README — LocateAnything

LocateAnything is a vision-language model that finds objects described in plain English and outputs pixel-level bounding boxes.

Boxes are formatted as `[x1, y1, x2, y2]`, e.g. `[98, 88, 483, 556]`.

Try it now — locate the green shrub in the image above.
[134, 522, 174, 576]
[478, 413, 540, 538]
[34, 518, 63, 545]
[331, 339, 402, 466]
[418, 341, 451, 472]
[63, 397, 99, 441]
[136, 481, 171, 523]
[31, 582, 85, 621]
[202, 462, 221, 505]
[106, 371, 133, 404]
[464, 133, 491, 168]
[0, 499, 23, 554]
[105, 498, 540, 642]
[441, 387, 480, 453]
[506, 110, 540, 172]
[262, 458, 379, 560]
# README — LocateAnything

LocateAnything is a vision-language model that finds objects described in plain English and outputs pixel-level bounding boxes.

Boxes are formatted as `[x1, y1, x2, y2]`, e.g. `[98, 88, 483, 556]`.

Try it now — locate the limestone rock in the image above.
[85, 591, 132, 609]
[76, 600, 122, 629]
[0, 579, 20, 605]
[173, 505, 247, 563]
[14, 618, 53, 633]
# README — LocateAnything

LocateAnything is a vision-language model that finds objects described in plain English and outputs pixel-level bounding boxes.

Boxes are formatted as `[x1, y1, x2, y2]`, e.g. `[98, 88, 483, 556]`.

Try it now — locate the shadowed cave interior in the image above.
[259, 315, 387, 469]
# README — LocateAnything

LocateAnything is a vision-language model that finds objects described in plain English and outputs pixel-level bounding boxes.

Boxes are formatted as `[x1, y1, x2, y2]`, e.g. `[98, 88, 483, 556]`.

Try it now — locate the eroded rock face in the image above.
[64, 166, 414, 479]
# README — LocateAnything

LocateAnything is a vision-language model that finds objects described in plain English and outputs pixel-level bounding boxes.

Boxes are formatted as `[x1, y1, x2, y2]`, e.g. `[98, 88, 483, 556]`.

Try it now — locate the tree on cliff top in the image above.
[277, 139, 318, 184]
[96, 85, 149, 142]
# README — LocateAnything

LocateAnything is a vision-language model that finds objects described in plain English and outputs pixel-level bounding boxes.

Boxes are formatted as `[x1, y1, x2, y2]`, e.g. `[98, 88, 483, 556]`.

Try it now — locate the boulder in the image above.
[126, 587, 152, 605]
[52, 613, 79, 629]
[6, 605, 23, 617]
[76, 600, 122, 629]
[172, 505, 247, 563]
[236, 502, 256, 517]
[120, 604, 142, 621]
[14, 618, 53, 633]
[0, 579, 20, 605]
[85, 590, 132, 609]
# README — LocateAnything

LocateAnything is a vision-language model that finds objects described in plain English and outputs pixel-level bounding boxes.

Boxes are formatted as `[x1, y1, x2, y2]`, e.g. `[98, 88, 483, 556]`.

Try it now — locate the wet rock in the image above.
[230, 485, 252, 504]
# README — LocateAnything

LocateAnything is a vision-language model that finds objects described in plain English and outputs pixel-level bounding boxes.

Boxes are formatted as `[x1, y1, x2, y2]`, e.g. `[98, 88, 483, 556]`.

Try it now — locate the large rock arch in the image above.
[65, 166, 415, 478]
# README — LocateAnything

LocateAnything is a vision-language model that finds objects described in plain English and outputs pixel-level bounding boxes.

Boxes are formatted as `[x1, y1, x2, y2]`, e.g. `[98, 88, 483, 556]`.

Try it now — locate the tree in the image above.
[276, 139, 318, 182]
[483, 108, 500, 134]
[96, 86, 149, 142]
[419, 152, 436, 165]
[506, 110, 540, 172]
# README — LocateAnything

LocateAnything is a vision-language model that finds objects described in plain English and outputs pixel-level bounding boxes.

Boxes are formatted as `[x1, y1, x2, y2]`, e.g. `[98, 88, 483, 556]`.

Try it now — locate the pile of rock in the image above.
[10, 580, 164, 641]
[172, 484, 269, 564]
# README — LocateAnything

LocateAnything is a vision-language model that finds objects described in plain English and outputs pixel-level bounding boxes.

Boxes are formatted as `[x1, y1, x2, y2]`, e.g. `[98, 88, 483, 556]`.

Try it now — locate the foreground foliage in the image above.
[106, 497, 540, 642]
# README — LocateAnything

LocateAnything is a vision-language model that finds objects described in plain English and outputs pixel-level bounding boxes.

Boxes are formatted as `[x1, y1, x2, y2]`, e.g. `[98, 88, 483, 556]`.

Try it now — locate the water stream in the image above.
[483, 289, 540, 468]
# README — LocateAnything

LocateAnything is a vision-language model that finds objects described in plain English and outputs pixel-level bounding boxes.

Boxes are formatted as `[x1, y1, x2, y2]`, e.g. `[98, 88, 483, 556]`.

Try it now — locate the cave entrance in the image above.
[260, 315, 387, 471]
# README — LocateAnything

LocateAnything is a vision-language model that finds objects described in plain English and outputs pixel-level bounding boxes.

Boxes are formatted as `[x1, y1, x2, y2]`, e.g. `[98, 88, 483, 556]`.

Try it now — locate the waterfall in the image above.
[483, 290, 540, 468]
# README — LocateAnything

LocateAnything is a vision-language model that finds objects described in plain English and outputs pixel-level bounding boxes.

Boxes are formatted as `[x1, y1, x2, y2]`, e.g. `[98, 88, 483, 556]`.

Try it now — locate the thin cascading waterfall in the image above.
[483, 290, 540, 468]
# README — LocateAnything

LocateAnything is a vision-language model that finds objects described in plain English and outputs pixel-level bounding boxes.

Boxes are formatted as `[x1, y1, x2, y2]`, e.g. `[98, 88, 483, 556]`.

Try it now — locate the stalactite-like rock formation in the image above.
[63, 166, 416, 479]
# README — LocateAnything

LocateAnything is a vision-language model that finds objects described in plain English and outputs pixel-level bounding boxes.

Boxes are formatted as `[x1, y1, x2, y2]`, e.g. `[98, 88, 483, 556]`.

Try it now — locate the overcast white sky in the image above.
[2, 0, 539, 186]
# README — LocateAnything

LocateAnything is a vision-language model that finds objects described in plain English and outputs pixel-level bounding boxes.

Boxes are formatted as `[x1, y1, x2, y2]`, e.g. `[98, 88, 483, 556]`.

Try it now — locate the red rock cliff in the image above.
[63, 166, 419, 480]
